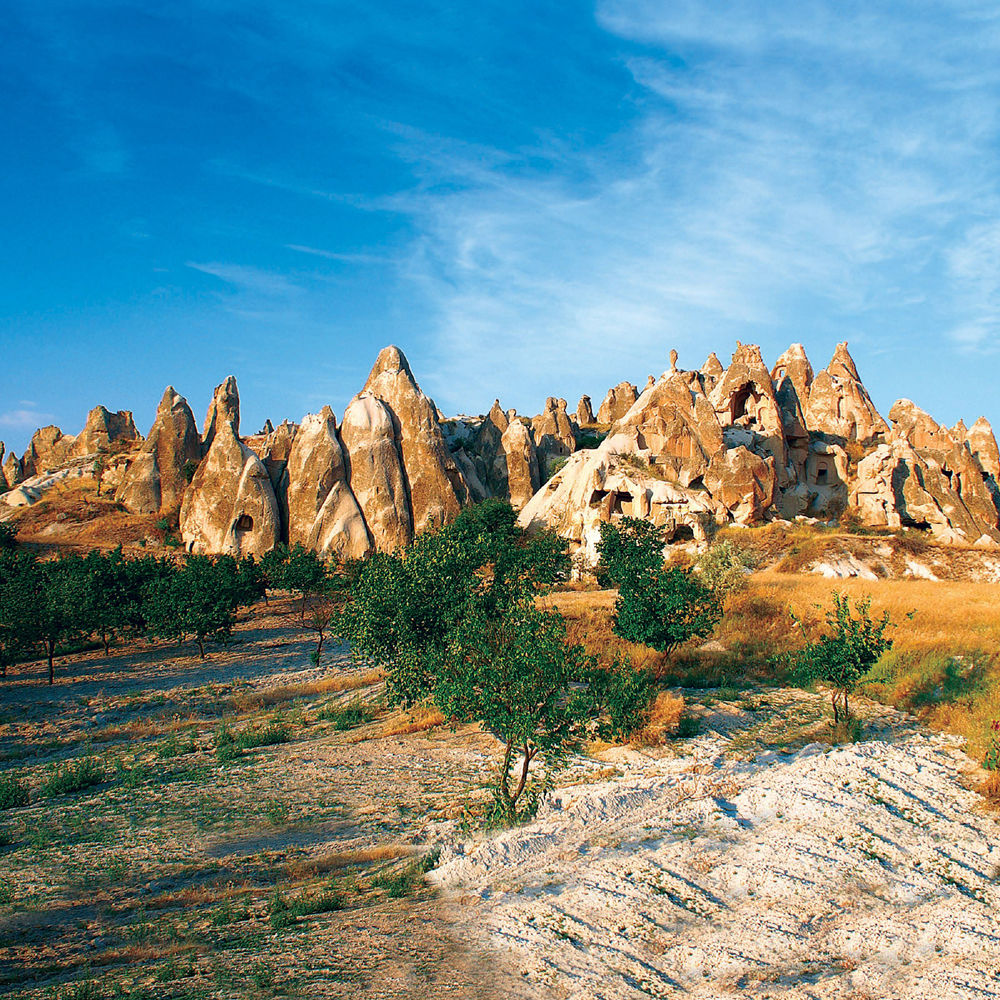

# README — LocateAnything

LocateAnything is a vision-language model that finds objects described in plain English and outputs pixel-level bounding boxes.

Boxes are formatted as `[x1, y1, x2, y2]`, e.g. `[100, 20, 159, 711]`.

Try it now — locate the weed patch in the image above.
[0, 774, 29, 810]
[40, 758, 107, 798]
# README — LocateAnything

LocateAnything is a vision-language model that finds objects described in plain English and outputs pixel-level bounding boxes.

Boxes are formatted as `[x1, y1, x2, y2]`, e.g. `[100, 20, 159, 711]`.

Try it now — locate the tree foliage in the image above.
[338, 500, 653, 820]
[597, 517, 722, 655]
[793, 591, 895, 723]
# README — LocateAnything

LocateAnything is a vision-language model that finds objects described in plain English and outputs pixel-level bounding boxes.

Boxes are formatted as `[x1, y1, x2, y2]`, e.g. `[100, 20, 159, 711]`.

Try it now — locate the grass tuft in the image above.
[40, 758, 107, 798]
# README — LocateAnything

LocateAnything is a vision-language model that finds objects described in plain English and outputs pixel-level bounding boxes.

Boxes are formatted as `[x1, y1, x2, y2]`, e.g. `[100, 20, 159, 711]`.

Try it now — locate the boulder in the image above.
[340, 393, 413, 552]
[285, 407, 371, 559]
[116, 387, 201, 514]
[576, 395, 594, 426]
[704, 446, 778, 525]
[771, 343, 813, 479]
[360, 346, 466, 533]
[453, 447, 490, 503]
[805, 343, 888, 445]
[179, 377, 280, 556]
[22, 425, 68, 477]
[597, 381, 638, 424]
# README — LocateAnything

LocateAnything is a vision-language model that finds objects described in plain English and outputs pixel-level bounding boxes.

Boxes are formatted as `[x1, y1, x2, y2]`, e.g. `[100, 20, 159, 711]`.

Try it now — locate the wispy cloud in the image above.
[0, 408, 54, 429]
[382, 0, 1000, 412]
[284, 244, 390, 265]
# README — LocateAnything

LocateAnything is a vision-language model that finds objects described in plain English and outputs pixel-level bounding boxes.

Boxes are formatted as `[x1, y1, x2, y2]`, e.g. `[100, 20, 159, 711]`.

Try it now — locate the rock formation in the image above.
[967, 417, 1000, 481]
[340, 393, 413, 553]
[21, 407, 140, 478]
[576, 395, 594, 426]
[805, 343, 888, 445]
[116, 387, 201, 514]
[2, 450, 22, 488]
[0, 444, 6, 492]
[359, 346, 466, 533]
[285, 407, 371, 559]
[500, 420, 540, 509]
[597, 382, 639, 424]
[532, 397, 576, 480]
[179, 377, 280, 556]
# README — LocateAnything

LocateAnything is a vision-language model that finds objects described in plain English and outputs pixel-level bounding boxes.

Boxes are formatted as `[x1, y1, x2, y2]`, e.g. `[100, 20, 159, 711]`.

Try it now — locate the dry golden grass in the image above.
[379, 705, 445, 737]
[226, 670, 384, 713]
[978, 770, 1000, 808]
[629, 691, 685, 746]
[286, 844, 417, 878]
[548, 572, 1000, 761]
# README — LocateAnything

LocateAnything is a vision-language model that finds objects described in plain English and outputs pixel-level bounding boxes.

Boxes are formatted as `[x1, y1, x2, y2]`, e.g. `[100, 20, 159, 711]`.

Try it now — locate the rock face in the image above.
[116, 387, 201, 514]
[340, 394, 413, 553]
[21, 407, 140, 477]
[500, 420, 540, 509]
[597, 382, 639, 424]
[2, 450, 22, 488]
[285, 407, 371, 559]
[0, 444, 6, 492]
[532, 397, 576, 480]
[360, 346, 466, 534]
[967, 417, 1000, 482]
[576, 395, 594, 425]
[805, 343, 888, 445]
[179, 378, 280, 556]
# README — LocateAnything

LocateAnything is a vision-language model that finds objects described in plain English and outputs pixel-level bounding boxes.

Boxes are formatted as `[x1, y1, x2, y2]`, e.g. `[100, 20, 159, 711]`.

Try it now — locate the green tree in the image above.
[0, 550, 35, 678]
[793, 592, 895, 723]
[696, 538, 759, 596]
[338, 501, 650, 819]
[31, 556, 92, 684]
[434, 603, 602, 821]
[145, 555, 245, 658]
[597, 518, 722, 655]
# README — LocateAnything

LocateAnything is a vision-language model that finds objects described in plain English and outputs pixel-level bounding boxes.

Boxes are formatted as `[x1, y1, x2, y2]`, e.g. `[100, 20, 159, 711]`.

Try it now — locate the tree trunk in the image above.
[831, 691, 839, 725]
[510, 743, 535, 807]
[46, 640, 55, 685]
[102, 632, 110, 656]
[197, 637, 205, 659]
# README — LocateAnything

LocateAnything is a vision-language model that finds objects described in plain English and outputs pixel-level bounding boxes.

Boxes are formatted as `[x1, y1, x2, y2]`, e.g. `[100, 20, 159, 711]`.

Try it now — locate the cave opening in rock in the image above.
[670, 524, 695, 542]
[235, 513, 254, 531]
[731, 384, 761, 426]
[815, 464, 829, 484]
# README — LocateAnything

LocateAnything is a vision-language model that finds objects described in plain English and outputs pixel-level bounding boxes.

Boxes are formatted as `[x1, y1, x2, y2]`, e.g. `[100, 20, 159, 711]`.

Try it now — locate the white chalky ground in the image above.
[432, 734, 1000, 999]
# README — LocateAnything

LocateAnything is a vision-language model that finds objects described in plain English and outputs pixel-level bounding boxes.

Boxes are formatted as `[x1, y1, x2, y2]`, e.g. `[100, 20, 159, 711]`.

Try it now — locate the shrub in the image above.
[628, 691, 686, 746]
[793, 592, 896, 723]
[0, 774, 29, 810]
[984, 721, 1000, 771]
[40, 758, 107, 798]
[236, 720, 290, 750]
[697, 539, 759, 595]
[597, 518, 722, 655]
[317, 699, 371, 730]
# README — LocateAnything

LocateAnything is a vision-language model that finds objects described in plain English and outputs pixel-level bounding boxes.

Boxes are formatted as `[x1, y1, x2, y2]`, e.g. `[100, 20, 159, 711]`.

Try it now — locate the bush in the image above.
[40, 758, 107, 798]
[697, 539, 759, 595]
[597, 518, 722, 655]
[0, 774, 28, 810]
[235, 720, 290, 750]
[793, 592, 896, 723]
[317, 699, 371, 730]
[214, 722, 239, 763]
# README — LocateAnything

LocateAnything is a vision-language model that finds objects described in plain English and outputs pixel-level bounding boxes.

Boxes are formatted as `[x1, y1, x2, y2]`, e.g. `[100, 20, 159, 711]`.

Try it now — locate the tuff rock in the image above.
[116, 387, 201, 514]
[179, 377, 280, 556]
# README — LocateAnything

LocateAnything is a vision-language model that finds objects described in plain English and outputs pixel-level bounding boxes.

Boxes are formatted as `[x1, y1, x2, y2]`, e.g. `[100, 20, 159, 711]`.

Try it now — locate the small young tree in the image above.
[434, 602, 606, 822]
[696, 538, 759, 596]
[793, 592, 895, 723]
[597, 518, 722, 655]
[92, 454, 107, 497]
[31, 556, 92, 684]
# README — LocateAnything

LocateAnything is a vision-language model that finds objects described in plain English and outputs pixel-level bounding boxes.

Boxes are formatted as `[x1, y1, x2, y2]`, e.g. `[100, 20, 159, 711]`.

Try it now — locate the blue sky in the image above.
[2, 0, 1000, 455]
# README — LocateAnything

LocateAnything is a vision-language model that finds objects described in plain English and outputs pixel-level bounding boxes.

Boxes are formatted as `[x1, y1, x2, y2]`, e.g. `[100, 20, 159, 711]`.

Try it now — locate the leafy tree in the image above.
[0, 523, 18, 551]
[793, 592, 895, 723]
[145, 555, 246, 658]
[92, 453, 107, 496]
[30, 556, 92, 684]
[434, 603, 602, 821]
[0, 550, 35, 678]
[597, 518, 722, 655]
[338, 501, 651, 819]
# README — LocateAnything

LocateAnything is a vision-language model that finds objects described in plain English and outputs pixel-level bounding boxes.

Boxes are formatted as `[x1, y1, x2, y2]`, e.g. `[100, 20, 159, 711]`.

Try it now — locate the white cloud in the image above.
[383, 0, 1000, 413]
[0, 408, 54, 429]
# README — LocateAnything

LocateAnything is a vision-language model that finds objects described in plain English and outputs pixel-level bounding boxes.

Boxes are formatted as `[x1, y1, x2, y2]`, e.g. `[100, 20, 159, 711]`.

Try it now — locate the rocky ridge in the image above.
[3, 341, 998, 559]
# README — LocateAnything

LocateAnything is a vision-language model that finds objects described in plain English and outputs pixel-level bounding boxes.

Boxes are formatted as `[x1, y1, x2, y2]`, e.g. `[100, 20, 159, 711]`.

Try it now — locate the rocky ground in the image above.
[1, 599, 998, 999]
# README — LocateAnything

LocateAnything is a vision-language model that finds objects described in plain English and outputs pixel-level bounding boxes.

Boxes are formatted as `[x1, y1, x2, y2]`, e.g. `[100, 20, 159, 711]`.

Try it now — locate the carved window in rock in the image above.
[670, 524, 695, 542]
[815, 464, 829, 484]
[730, 384, 761, 428]
[235, 513, 254, 531]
